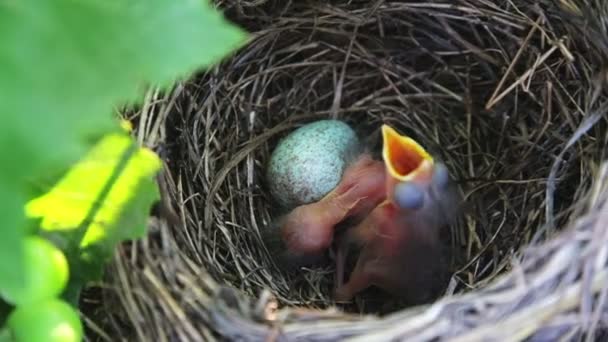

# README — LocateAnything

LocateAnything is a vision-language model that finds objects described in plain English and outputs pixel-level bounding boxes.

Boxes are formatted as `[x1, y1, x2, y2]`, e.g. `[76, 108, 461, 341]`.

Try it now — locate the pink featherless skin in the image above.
[267, 153, 387, 270]
[334, 125, 461, 303]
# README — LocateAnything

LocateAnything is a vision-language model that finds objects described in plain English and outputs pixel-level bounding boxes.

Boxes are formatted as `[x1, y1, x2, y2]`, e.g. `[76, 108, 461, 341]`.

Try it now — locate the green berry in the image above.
[0, 236, 69, 305]
[8, 298, 83, 342]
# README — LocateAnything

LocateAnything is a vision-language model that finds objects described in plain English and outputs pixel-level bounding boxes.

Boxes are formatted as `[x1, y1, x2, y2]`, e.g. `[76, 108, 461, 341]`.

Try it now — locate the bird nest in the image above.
[85, 0, 608, 340]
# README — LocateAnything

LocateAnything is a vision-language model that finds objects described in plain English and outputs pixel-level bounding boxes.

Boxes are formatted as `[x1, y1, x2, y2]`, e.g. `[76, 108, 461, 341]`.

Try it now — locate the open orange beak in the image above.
[381, 124, 434, 202]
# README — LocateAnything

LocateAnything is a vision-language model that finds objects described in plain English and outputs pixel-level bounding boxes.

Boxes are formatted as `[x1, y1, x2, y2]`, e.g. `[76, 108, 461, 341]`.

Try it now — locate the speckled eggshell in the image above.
[267, 120, 361, 210]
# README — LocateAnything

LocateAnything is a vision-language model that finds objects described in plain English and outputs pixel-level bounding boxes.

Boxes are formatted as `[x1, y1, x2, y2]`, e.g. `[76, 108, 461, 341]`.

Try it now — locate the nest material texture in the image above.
[88, 0, 608, 341]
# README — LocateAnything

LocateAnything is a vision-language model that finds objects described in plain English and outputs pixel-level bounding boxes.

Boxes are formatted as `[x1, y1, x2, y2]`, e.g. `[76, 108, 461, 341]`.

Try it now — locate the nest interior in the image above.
[86, 1, 608, 341]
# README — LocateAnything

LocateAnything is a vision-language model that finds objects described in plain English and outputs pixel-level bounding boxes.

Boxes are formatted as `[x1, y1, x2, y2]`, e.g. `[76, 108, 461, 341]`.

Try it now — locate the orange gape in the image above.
[334, 125, 459, 303]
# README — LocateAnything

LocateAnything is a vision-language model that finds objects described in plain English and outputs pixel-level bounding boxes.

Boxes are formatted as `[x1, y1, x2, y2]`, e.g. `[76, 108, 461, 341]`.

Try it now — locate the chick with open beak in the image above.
[334, 125, 460, 304]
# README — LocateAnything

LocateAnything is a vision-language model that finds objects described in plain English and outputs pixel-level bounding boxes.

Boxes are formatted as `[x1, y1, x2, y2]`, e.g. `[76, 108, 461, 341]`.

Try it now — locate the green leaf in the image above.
[0, 0, 245, 305]
[0, 186, 26, 299]
[0, 327, 11, 342]
[0, 299, 13, 327]
[26, 132, 162, 301]
[0, 0, 247, 180]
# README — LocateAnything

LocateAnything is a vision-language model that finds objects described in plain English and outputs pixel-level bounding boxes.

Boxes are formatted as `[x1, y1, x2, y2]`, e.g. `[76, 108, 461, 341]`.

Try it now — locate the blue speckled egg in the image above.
[267, 120, 361, 209]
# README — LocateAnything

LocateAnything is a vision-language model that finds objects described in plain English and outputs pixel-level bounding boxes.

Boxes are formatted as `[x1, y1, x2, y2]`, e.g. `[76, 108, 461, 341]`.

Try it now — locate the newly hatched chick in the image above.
[270, 153, 387, 270]
[263, 119, 369, 270]
[334, 125, 461, 304]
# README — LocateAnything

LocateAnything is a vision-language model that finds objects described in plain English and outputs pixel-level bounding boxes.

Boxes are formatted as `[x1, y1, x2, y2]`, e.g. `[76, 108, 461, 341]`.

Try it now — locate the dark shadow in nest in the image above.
[155, 0, 608, 317]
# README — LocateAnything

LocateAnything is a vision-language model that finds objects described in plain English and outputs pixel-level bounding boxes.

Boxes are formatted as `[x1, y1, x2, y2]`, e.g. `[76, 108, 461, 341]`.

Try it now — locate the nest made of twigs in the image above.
[82, 0, 608, 341]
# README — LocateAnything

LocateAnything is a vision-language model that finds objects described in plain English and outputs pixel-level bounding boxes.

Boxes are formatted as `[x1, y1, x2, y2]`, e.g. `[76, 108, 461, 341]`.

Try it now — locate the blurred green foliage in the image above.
[0, 0, 246, 339]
